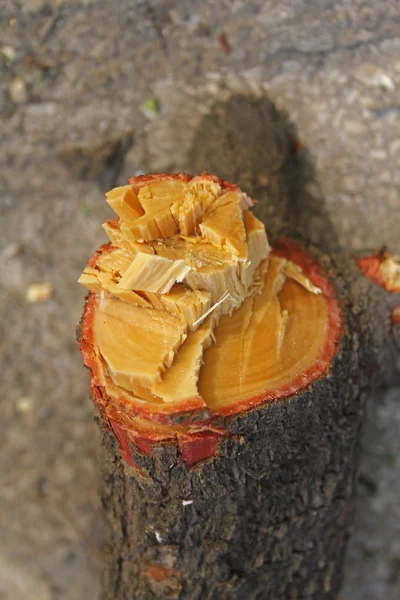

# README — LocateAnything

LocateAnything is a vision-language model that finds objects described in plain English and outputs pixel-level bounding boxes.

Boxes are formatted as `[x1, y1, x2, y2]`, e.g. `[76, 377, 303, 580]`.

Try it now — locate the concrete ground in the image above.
[0, 1, 399, 598]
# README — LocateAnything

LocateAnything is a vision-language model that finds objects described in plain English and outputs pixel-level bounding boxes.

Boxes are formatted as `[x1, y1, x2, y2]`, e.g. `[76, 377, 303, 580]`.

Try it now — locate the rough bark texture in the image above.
[97, 247, 397, 600]
[101, 357, 358, 599]
[90, 96, 400, 599]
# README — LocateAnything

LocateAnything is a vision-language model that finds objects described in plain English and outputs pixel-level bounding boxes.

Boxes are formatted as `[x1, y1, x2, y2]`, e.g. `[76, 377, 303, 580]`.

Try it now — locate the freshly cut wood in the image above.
[153, 316, 215, 403]
[80, 174, 330, 426]
[118, 253, 191, 293]
[198, 257, 328, 412]
[95, 296, 187, 390]
[105, 185, 144, 220]
[199, 196, 247, 260]
[78, 171, 398, 599]
[144, 285, 212, 330]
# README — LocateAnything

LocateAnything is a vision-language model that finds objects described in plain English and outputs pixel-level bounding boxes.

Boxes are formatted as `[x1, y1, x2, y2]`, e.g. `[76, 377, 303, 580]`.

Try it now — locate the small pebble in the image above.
[353, 63, 395, 91]
[26, 282, 53, 303]
[16, 396, 34, 414]
[1, 242, 21, 258]
[155, 531, 163, 543]
[9, 78, 28, 103]
[1, 46, 16, 61]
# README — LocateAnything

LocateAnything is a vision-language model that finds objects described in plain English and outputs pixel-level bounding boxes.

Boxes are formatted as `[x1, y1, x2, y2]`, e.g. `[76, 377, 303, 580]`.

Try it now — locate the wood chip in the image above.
[26, 283, 52, 303]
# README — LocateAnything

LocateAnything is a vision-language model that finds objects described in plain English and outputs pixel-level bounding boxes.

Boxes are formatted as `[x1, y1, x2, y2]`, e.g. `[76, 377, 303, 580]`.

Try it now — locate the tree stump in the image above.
[78, 96, 400, 599]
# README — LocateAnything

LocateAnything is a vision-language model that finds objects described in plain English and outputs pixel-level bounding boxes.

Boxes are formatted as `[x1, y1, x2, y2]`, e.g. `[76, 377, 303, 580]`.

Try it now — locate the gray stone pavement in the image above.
[0, 1, 399, 598]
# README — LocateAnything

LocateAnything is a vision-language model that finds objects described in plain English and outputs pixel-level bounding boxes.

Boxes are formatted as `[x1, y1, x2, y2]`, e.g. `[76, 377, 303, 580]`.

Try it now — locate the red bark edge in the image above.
[356, 252, 400, 293]
[391, 306, 400, 325]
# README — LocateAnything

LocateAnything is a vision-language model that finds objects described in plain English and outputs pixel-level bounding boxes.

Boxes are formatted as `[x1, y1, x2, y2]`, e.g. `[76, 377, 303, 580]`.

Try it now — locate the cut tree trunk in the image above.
[78, 96, 400, 600]
[95, 251, 397, 600]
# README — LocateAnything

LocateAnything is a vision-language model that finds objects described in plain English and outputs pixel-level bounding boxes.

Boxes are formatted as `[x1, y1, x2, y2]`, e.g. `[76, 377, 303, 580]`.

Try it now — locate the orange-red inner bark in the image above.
[357, 253, 400, 293]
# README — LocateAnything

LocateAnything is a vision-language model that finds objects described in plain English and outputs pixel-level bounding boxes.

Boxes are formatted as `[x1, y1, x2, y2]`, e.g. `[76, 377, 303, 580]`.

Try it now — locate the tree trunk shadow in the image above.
[190, 93, 400, 600]
[189, 94, 341, 255]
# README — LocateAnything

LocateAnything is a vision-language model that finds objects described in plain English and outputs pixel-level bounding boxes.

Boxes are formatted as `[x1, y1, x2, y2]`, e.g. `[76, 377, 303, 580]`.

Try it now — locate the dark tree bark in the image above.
[80, 95, 400, 600]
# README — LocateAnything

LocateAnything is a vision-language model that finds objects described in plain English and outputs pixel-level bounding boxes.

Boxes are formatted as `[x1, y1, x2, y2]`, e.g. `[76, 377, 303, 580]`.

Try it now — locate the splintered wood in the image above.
[79, 173, 328, 417]
[357, 251, 400, 293]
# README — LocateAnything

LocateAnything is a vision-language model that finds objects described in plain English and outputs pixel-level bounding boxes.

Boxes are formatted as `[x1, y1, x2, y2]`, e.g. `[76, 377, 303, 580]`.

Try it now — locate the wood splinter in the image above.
[78, 172, 398, 599]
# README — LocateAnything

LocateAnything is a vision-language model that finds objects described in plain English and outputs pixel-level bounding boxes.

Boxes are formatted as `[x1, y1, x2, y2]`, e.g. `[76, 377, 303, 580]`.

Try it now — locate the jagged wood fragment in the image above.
[105, 185, 144, 220]
[118, 253, 191, 294]
[95, 296, 187, 388]
[153, 317, 215, 403]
